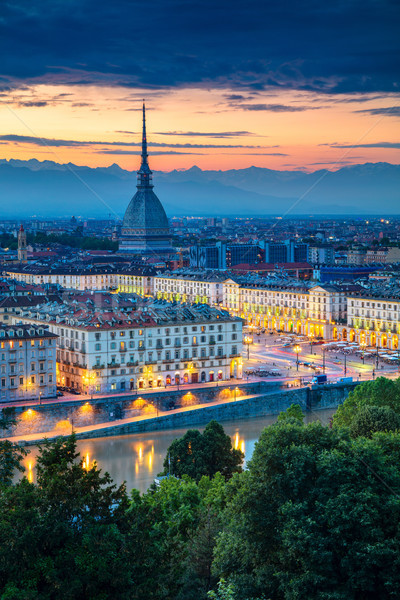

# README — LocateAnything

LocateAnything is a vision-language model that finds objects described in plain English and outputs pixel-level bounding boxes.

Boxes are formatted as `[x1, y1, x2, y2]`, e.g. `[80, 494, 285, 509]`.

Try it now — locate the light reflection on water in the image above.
[22, 409, 335, 493]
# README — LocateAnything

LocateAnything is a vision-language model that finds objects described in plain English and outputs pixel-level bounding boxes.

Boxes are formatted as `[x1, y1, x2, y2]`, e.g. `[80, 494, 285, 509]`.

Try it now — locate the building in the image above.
[343, 288, 400, 350]
[153, 272, 228, 305]
[17, 225, 27, 263]
[308, 245, 335, 265]
[0, 324, 57, 402]
[226, 281, 346, 339]
[119, 103, 172, 255]
[365, 247, 400, 264]
[0, 294, 62, 324]
[17, 294, 243, 393]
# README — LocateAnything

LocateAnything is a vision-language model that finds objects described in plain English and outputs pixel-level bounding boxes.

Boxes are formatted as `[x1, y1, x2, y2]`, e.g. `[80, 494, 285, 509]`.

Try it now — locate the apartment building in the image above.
[153, 272, 227, 305]
[344, 289, 400, 349]
[17, 294, 243, 394]
[0, 324, 57, 402]
[226, 281, 346, 339]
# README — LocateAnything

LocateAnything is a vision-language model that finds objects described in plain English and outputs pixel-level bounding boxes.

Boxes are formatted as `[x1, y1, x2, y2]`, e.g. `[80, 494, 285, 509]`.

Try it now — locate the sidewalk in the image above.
[0, 377, 250, 410]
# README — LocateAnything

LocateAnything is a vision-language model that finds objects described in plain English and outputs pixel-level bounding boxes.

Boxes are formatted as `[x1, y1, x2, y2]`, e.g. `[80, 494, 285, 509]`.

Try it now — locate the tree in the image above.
[349, 405, 400, 438]
[0, 408, 27, 486]
[277, 403, 304, 423]
[0, 434, 136, 599]
[212, 419, 400, 599]
[130, 472, 229, 600]
[333, 376, 400, 428]
[162, 421, 243, 482]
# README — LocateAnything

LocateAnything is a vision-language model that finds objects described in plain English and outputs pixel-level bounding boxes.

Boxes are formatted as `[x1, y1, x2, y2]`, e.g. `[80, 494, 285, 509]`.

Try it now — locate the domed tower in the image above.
[119, 103, 172, 255]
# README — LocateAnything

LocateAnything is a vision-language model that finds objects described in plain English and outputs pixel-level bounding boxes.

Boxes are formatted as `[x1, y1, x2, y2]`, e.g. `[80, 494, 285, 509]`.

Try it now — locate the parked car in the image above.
[56, 390, 64, 397]
[68, 388, 80, 395]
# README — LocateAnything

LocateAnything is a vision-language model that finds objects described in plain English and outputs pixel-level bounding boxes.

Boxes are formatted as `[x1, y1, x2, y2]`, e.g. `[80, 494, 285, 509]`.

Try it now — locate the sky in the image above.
[0, 0, 399, 173]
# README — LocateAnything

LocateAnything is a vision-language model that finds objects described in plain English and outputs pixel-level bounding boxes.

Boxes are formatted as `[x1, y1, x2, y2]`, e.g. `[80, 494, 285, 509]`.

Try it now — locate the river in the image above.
[22, 408, 335, 493]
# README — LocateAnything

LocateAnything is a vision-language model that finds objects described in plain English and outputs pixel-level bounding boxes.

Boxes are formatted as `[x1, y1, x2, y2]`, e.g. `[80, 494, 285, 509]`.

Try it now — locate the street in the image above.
[243, 330, 400, 385]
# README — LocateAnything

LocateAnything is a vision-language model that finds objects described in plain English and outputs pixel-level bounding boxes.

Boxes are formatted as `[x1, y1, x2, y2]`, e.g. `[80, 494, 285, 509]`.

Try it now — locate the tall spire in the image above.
[141, 101, 148, 166]
[137, 101, 153, 188]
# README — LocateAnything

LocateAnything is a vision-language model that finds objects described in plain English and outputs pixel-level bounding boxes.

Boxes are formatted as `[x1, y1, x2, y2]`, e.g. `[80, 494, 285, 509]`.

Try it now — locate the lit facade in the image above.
[16, 299, 243, 394]
[0, 324, 57, 402]
[343, 293, 400, 349]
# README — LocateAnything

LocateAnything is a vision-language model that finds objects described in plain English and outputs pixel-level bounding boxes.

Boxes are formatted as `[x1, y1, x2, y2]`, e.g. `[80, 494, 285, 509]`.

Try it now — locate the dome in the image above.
[122, 188, 169, 230]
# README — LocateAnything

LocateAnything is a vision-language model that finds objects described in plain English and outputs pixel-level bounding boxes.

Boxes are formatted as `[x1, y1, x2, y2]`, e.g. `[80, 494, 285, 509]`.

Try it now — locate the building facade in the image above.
[343, 291, 400, 349]
[17, 296, 243, 394]
[0, 324, 57, 402]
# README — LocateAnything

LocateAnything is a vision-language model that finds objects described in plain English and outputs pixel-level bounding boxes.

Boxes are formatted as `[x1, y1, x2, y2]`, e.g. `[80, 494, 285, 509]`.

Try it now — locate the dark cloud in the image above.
[354, 106, 400, 116]
[153, 131, 256, 137]
[0, 133, 263, 149]
[328, 142, 400, 149]
[97, 150, 204, 155]
[17, 100, 48, 107]
[235, 103, 315, 112]
[0, 0, 398, 94]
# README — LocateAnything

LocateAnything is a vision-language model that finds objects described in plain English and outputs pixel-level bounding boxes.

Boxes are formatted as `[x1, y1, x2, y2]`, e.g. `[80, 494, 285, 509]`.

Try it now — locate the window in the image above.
[95, 332, 101, 341]
[95, 343, 101, 351]
[19, 377, 23, 385]
[31, 363, 35, 372]
[232, 345, 237, 355]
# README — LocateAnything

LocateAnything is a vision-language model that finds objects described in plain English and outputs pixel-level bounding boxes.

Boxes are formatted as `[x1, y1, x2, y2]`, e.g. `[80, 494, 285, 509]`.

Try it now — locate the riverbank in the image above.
[3, 381, 358, 446]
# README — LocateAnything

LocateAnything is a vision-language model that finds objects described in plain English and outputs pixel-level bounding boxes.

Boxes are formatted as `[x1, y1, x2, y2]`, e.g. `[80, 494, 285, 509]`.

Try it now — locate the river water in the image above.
[22, 409, 335, 493]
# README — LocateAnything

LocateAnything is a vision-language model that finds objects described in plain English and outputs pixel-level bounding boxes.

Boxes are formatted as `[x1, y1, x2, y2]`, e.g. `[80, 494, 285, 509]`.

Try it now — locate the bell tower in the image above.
[18, 224, 27, 263]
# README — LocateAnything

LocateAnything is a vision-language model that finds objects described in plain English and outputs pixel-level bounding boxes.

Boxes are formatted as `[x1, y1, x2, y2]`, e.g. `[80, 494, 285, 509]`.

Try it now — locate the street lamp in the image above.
[376, 343, 379, 368]
[309, 333, 314, 354]
[293, 344, 301, 371]
[322, 346, 326, 373]
[244, 336, 252, 360]
[360, 341, 366, 364]
[344, 353, 347, 376]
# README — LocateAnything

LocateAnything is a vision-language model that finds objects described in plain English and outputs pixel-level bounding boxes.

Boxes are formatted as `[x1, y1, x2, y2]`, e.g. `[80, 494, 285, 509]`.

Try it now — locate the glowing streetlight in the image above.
[244, 336, 253, 359]
[293, 344, 301, 371]
[360, 341, 367, 364]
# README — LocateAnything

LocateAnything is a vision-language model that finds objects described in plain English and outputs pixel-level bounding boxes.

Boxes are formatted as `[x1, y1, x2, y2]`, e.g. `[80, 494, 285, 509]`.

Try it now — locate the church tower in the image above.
[17, 224, 27, 263]
[119, 103, 172, 255]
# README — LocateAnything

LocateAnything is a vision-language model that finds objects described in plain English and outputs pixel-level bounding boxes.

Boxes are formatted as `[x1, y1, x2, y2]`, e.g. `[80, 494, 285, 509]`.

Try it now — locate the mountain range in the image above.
[0, 159, 399, 218]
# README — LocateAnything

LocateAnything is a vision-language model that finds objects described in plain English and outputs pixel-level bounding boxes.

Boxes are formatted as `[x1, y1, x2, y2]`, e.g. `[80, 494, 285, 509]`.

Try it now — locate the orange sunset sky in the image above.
[1, 84, 399, 173]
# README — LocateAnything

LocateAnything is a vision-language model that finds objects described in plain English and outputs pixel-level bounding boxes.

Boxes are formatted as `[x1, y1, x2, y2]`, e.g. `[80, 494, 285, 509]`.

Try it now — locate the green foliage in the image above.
[28, 231, 118, 251]
[207, 579, 237, 600]
[277, 403, 304, 423]
[350, 405, 400, 438]
[333, 376, 400, 428]
[212, 419, 400, 599]
[0, 434, 135, 599]
[163, 420, 244, 482]
[0, 408, 27, 485]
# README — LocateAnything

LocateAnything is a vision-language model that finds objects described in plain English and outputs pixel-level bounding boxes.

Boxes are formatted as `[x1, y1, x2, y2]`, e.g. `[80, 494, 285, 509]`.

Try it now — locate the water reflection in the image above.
[20, 409, 335, 493]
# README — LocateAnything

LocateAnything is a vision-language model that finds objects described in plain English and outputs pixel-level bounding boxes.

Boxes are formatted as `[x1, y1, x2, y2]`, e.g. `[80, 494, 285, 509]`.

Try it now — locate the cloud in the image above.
[235, 103, 316, 112]
[354, 106, 400, 117]
[322, 141, 400, 149]
[117, 130, 257, 138]
[16, 100, 48, 107]
[0, 0, 398, 94]
[154, 130, 256, 138]
[0, 133, 264, 149]
[97, 149, 204, 155]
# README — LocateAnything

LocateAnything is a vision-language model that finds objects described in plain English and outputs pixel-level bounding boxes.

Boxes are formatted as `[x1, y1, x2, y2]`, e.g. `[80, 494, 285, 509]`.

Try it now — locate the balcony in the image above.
[108, 362, 120, 368]
[94, 364, 105, 370]
[119, 347, 127, 352]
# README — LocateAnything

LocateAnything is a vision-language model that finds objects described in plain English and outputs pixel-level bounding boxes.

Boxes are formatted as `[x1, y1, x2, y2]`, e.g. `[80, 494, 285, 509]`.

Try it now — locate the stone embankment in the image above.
[1, 381, 359, 445]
